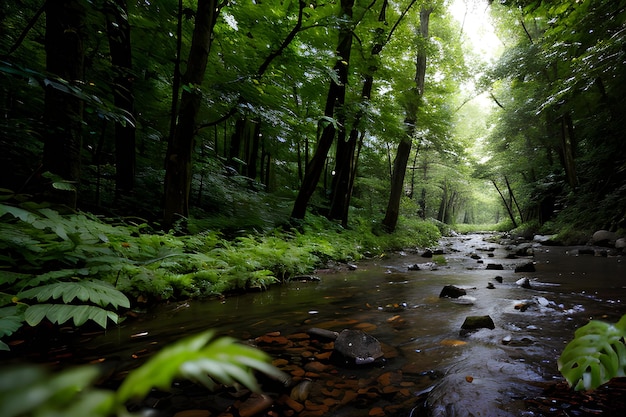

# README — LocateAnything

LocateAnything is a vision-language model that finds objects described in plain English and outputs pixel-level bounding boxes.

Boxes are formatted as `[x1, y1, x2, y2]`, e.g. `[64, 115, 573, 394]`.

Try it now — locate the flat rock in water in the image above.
[333, 329, 383, 365]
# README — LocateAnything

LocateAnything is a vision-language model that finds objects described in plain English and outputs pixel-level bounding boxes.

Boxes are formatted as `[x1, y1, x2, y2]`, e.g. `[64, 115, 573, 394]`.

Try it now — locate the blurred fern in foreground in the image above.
[0, 330, 287, 417]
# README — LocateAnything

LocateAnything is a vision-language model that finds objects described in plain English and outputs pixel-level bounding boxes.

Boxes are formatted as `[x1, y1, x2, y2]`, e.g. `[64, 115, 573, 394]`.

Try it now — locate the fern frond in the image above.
[18, 279, 130, 309]
[0, 306, 26, 351]
[24, 304, 120, 328]
[116, 331, 287, 402]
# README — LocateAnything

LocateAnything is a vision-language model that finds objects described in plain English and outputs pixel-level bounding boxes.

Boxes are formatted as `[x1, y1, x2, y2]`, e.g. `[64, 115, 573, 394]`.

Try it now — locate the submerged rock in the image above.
[333, 329, 383, 365]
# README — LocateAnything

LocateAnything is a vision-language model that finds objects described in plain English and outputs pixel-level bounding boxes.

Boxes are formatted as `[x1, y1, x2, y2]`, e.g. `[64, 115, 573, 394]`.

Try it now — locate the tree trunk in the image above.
[559, 112, 578, 188]
[504, 175, 524, 223]
[42, 0, 86, 207]
[328, 1, 393, 225]
[163, 0, 219, 229]
[105, 0, 136, 196]
[436, 181, 448, 222]
[491, 178, 518, 228]
[168, 0, 184, 147]
[246, 122, 260, 180]
[291, 0, 354, 220]
[381, 5, 431, 232]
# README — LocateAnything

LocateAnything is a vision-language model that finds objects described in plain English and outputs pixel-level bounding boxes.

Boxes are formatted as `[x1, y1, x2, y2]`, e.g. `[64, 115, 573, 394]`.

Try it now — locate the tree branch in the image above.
[0, 2, 46, 59]
[197, 1, 306, 131]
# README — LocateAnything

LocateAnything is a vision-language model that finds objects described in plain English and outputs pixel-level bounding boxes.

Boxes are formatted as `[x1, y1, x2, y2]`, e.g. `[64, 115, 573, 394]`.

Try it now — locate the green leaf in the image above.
[0, 203, 33, 222]
[24, 304, 119, 328]
[0, 306, 26, 351]
[558, 317, 626, 391]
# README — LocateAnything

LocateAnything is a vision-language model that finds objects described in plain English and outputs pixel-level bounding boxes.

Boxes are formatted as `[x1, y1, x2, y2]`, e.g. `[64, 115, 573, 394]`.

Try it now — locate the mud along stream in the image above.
[4, 233, 626, 416]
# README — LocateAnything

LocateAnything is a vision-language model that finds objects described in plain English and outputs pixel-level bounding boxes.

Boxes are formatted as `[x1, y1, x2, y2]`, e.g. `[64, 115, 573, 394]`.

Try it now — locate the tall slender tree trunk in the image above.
[504, 175, 524, 222]
[163, 0, 220, 229]
[559, 112, 578, 188]
[382, 6, 432, 232]
[42, 0, 86, 207]
[491, 178, 518, 228]
[105, 0, 136, 196]
[167, 0, 184, 150]
[291, 0, 354, 220]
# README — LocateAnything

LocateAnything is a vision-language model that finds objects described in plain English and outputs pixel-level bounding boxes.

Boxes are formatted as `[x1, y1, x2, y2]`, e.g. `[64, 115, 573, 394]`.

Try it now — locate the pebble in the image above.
[237, 393, 273, 417]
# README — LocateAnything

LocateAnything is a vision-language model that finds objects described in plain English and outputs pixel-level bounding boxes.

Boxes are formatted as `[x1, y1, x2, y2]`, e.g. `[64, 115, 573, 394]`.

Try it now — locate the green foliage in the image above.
[486, 0, 626, 231]
[0, 306, 25, 351]
[117, 330, 287, 401]
[559, 315, 626, 391]
[0, 330, 286, 417]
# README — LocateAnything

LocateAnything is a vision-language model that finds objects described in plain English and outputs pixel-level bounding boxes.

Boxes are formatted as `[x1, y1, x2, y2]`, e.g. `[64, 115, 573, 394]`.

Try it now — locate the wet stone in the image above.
[515, 262, 536, 273]
[333, 329, 384, 365]
[439, 285, 467, 298]
[460, 315, 495, 336]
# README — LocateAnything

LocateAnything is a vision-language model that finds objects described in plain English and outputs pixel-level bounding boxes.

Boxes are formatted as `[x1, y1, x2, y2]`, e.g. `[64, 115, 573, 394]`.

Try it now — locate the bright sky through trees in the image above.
[450, 0, 502, 63]
[449, 0, 501, 165]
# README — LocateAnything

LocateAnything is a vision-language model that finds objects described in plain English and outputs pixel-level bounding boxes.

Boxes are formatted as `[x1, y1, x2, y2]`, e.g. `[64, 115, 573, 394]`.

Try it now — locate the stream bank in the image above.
[2, 233, 625, 416]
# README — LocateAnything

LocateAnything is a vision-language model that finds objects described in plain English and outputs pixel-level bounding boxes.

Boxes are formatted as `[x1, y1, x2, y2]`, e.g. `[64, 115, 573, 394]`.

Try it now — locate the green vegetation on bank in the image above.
[0, 201, 440, 350]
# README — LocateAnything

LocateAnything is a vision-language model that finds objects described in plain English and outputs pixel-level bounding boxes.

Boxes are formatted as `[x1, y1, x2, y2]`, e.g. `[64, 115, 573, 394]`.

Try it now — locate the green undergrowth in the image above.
[0, 202, 439, 349]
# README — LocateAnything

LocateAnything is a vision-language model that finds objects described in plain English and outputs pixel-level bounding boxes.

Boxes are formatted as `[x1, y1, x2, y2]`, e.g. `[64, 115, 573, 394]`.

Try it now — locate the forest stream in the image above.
[4, 233, 626, 417]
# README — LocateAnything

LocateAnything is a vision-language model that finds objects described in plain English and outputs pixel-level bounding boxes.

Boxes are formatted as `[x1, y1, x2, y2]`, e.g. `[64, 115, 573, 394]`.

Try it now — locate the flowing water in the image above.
[4, 234, 626, 416]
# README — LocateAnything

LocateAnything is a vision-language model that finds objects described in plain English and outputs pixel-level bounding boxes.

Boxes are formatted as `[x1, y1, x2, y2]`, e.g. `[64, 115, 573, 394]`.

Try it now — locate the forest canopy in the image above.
[0, 0, 624, 236]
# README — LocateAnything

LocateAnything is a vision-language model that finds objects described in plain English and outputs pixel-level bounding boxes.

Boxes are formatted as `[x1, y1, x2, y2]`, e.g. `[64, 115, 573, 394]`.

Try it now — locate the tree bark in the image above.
[42, 0, 86, 207]
[105, 0, 136, 196]
[382, 5, 432, 232]
[163, 0, 220, 229]
[291, 0, 354, 220]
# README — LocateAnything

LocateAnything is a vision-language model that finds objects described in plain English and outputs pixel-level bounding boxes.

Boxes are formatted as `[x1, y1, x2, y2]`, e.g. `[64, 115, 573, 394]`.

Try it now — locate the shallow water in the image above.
[5, 234, 626, 416]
